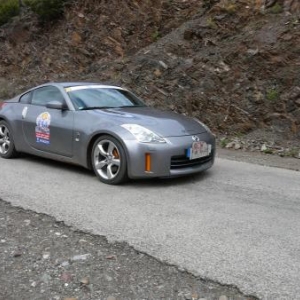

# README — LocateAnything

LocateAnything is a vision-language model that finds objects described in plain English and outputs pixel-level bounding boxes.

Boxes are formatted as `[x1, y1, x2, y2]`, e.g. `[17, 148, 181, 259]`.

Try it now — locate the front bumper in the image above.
[124, 132, 216, 179]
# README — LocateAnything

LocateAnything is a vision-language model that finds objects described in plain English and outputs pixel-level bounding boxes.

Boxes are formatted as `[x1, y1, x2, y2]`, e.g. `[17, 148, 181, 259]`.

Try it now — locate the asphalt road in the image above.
[1, 153, 300, 300]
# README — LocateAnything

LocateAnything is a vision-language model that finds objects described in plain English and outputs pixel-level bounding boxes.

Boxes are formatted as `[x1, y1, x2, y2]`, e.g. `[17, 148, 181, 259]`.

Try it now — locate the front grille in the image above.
[170, 153, 213, 169]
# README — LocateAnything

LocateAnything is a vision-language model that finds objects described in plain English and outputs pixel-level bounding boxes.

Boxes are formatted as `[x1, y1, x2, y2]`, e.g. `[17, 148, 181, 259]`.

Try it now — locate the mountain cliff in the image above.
[0, 0, 299, 153]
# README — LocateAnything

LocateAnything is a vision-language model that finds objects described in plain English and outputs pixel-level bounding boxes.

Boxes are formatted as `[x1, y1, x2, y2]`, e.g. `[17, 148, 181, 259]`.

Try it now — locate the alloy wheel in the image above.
[93, 139, 121, 180]
[0, 124, 11, 155]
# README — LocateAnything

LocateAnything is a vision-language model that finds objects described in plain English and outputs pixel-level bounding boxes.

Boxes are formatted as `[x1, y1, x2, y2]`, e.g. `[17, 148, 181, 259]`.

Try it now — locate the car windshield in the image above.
[65, 86, 146, 110]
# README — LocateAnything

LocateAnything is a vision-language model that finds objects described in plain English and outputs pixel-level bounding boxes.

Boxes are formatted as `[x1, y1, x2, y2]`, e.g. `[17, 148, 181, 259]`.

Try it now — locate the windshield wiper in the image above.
[79, 106, 114, 110]
[118, 105, 146, 108]
[80, 105, 146, 110]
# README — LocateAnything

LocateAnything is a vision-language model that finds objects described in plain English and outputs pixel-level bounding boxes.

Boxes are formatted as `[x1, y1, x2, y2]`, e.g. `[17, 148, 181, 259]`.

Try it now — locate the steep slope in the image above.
[83, 2, 300, 147]
[0, 0, 299, 151]
[0, 0, 204, 88]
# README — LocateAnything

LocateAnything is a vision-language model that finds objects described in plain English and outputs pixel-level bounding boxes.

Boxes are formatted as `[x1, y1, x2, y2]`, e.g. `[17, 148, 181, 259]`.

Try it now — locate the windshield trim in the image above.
[65, 85, 123, 92]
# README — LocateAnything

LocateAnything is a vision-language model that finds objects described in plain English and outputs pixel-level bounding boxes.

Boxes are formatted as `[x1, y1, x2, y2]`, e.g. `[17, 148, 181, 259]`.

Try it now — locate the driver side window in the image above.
[31, 86, 65, 106]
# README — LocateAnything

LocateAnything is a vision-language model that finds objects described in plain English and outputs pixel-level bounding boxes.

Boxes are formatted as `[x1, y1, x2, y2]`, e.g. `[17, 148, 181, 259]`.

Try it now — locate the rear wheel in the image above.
[91, 135, 128, 185]
[0, 120, 18, 159]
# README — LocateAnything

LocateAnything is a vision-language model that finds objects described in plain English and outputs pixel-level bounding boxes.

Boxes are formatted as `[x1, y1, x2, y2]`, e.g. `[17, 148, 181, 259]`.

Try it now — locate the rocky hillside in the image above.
[0, 0, 300, 153]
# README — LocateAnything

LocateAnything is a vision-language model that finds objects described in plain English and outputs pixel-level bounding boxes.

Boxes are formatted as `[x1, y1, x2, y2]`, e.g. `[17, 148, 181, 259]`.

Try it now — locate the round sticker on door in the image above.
[35, 112, 51, 144]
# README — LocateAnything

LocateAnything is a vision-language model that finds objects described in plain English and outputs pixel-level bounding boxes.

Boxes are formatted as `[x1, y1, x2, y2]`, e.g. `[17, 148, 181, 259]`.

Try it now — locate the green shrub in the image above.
[152, 29, 160, 41]
[220, 138, 229, 148]
[0, 0, 19, 26]
[263, 148, 274, 154]
[222, 1, 237, 14]
[266, 88, 279, 101]
[270, 3, 283, 14]
[207, 17, 217, 29]
[285, 147, 299, 157]
[24, 0, 67, 23]
[0, 0, 68, 26]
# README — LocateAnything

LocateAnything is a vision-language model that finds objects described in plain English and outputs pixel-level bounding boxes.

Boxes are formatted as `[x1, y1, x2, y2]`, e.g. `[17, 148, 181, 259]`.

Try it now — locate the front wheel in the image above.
[91, 135, 128, 185]
[0, 120, 19, 159]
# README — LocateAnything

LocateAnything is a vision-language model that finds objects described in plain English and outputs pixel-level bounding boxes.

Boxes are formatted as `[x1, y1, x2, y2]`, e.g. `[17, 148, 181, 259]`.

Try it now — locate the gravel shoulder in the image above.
[2, 149, 298, 300]
[217, 148, 300, 172]
[0, 200, 256, 300]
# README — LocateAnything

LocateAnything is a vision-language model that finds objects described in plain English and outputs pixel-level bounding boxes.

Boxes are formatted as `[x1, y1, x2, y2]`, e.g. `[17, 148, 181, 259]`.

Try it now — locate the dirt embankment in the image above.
[0, 0, 300, 150]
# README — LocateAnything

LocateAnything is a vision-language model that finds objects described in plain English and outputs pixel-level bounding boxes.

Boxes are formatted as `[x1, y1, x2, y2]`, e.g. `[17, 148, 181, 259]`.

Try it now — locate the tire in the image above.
[0, 120, 19, 159]
[91, 135, 128, 185]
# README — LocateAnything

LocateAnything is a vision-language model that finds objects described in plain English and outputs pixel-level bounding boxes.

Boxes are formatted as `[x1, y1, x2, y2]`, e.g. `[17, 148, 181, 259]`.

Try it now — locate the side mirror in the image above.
[46, 101, 68, 110]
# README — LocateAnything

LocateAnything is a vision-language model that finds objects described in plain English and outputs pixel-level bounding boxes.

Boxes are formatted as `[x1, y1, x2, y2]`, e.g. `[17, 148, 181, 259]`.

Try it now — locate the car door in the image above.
[22, 86, 74, 157]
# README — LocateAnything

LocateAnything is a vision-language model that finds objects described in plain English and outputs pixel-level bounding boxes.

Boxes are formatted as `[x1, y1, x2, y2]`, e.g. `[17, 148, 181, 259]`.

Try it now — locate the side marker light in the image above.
[145, 153, 151, 172]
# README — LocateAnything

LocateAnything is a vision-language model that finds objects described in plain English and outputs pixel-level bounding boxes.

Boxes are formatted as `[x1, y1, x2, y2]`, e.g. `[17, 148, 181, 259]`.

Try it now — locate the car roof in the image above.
[15, 82, 125, 100]
[58, 82, 115, 88]
[38, 82, 121, 89]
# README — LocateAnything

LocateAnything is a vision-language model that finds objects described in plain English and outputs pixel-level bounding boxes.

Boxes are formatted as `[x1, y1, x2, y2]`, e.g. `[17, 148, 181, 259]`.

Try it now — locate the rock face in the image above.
[265, 0, 300, 12]
[0, 0, 300, 147]
[250, 0, 300, 12]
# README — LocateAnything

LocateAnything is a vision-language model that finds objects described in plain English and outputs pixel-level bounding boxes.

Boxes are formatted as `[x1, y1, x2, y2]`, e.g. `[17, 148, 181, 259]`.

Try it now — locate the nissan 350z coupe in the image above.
[0, 82, 216, 184]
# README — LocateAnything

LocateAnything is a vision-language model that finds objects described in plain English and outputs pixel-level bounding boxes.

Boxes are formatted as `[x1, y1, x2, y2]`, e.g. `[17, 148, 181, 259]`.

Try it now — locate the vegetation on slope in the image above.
[0, 0, 67, 25]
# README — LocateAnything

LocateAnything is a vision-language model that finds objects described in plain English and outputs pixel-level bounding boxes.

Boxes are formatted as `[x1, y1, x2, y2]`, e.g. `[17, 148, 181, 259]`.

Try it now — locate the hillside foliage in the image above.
[0, 0, 68, 25]
[0, 0, 19, 26]
[1, 0, 299, 27]
[24, 0, 67, 23]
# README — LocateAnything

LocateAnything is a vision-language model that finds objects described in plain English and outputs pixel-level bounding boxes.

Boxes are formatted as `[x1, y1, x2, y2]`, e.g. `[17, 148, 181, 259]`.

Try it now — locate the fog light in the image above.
[145, 153, 151, 172]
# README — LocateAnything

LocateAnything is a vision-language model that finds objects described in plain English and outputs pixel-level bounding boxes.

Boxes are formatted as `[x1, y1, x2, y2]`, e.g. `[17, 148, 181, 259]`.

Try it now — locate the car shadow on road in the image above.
[20, 153, 95, 177]
[20, 153, 214, 187]
[131, 170, 214, 188]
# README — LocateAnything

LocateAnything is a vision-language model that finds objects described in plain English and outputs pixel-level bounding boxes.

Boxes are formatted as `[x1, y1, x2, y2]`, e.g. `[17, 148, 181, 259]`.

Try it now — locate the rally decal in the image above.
[35, 112, 51, 145]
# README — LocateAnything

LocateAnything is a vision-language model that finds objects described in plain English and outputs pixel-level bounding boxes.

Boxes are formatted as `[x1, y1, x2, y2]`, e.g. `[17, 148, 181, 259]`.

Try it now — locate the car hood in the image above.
[88, 107, 207, 137]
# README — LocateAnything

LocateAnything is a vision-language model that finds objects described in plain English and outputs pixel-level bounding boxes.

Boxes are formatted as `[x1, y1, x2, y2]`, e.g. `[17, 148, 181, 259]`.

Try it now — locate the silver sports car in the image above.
[0, 82, 215, 184]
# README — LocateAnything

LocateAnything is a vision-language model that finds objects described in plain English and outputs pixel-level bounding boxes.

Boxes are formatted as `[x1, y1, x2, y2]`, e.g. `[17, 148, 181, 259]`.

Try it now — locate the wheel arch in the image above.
[0, 117, 13, 131]
[0, 117, 19, 158]
[86, 132, 130, 171]
[0, 117, 16, 131]
[0, 116, 8, 122]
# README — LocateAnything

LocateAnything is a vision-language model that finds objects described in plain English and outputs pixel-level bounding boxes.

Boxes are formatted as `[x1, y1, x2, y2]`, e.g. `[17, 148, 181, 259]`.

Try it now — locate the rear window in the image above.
[19, 92, 32, 104]
[32, 86, 65, 106]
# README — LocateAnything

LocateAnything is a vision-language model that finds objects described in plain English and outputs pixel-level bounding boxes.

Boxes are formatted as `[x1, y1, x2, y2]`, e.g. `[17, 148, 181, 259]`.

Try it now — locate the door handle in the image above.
[22, 107, 28, 119]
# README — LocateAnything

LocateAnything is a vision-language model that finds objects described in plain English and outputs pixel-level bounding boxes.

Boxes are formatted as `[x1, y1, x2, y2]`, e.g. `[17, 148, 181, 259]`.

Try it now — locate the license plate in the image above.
[187, 141, 211, 160]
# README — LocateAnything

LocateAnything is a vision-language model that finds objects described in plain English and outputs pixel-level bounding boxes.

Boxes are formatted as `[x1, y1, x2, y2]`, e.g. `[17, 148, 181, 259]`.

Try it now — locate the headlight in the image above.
[121, 124, 166, 143]
[194, 118, 212, 133]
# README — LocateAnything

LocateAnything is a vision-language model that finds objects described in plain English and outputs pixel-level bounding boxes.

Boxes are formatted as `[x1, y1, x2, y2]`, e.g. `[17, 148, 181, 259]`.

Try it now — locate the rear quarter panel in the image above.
[0, 101, 29, 152]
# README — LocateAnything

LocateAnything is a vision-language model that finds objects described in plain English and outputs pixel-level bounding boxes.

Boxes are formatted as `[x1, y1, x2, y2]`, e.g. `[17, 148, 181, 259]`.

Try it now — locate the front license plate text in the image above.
[188, 141, 211, 160]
